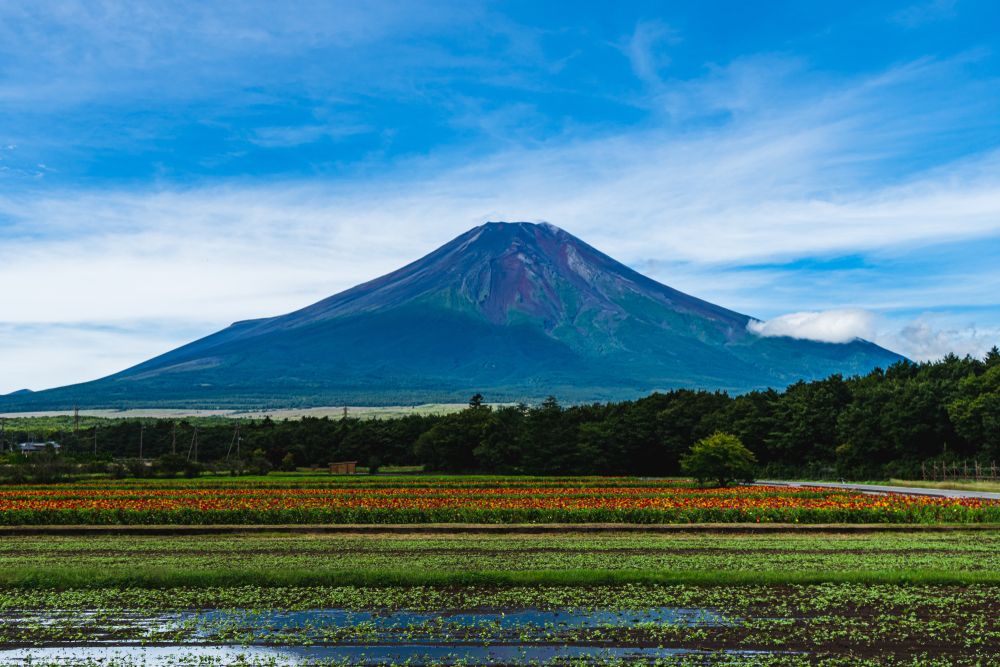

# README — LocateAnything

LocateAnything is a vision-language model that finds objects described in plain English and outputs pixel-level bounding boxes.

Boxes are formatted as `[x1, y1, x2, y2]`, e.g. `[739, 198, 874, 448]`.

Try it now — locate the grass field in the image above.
[885, 478, 1000, 493]
[0, 403, 468, 423]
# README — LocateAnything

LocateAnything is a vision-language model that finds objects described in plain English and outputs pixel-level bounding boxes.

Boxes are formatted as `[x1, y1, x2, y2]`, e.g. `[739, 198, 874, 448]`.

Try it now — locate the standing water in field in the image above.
[0, 606, 747, 665]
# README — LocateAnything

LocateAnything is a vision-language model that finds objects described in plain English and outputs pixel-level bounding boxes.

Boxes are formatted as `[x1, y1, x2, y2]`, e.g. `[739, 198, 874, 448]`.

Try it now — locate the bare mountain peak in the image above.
[463, 221, 568, 248]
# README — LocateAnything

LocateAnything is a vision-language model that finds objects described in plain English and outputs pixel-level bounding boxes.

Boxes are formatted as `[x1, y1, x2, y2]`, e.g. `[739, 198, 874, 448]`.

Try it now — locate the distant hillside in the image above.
[0, 222, 904, 410]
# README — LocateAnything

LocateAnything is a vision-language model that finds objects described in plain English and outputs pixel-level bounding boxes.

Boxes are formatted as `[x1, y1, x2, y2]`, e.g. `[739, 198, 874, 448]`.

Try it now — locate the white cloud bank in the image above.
[748, 309, 1000, 362]
[747, 309, 877, 344]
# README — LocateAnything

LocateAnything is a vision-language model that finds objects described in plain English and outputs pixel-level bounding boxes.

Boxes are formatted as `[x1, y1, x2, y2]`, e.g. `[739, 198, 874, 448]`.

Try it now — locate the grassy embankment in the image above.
[883, 478, 1000, 493]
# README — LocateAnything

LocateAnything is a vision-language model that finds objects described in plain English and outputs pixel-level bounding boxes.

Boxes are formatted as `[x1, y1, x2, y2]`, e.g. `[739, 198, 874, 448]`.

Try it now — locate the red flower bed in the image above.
[0, 481, 996, 525]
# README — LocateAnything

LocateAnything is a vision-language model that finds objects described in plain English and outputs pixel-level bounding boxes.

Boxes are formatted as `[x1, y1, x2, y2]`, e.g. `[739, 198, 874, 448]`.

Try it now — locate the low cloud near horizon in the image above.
[748, 310, 878, 345]
[748, 309, 1000, 362]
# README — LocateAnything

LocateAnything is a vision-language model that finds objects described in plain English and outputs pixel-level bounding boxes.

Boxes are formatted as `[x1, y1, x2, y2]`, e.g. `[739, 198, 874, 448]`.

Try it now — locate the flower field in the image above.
[1, 477, 998, 525]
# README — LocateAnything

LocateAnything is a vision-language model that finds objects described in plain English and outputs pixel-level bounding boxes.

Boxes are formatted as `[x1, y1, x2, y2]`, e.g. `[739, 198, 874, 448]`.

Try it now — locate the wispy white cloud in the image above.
[622, 19, 679, 90]
[890, 317, 1000, 361]
[0, 1, 476, 106]
[249, 123, 374, 148]
[891, 0, 959, 28]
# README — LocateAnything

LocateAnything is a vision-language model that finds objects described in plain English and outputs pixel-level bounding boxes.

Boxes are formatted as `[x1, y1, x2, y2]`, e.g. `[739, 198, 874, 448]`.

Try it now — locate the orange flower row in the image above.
[0, 484, 994, 514]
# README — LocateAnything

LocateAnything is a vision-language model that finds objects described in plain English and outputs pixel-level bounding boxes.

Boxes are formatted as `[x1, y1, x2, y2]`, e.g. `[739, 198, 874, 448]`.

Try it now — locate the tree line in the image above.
[2, 350, 998, 480]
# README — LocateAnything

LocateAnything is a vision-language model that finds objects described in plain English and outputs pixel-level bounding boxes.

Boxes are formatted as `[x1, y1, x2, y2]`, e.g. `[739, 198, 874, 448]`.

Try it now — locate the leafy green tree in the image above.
[948, 365, 1000, 460]
[680, 432, 756, 487]
[655, 390, 731, 474]
[154, 453, 188, 477]
[248, 448, 272, 476]
[764, 377, 849, 473]
[522, 397, 582, 474]
[474, 404, 528, 472]
[415, 405, 491, 472]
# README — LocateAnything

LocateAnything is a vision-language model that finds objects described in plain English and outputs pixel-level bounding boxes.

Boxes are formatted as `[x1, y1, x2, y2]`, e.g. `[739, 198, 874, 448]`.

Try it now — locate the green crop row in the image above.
[2, 505, 1000, 525]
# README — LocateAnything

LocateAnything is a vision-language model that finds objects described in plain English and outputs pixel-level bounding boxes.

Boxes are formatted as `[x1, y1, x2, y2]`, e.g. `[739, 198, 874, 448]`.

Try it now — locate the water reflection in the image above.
[0, 607, 743, 665]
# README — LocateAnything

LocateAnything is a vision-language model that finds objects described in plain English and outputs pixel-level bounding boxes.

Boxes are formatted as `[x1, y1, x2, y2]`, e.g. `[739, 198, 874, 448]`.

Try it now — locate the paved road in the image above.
[759, 480, 1000, 501]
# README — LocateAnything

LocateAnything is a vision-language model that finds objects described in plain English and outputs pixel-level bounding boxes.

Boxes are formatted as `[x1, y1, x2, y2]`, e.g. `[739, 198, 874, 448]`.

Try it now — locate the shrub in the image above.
[154, 454, 189, 478]
[248, 449, 272, 476]
[681, 432, 756, 487]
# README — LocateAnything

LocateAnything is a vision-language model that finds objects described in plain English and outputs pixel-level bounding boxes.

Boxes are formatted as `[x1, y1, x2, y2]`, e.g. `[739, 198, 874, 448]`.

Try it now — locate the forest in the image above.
[2, 350, 998, 480]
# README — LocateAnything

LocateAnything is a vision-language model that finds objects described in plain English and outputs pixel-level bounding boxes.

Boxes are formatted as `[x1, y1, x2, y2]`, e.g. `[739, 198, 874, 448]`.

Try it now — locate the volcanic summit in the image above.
[0, 222, 903, 409]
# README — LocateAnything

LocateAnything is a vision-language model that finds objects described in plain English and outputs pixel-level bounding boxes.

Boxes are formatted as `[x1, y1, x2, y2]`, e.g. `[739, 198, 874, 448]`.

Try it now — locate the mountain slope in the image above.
[0, 222, 904, 409]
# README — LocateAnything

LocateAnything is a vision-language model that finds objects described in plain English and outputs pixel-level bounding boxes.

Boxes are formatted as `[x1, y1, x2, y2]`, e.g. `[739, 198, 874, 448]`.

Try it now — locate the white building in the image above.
[16, 441, 61, 455]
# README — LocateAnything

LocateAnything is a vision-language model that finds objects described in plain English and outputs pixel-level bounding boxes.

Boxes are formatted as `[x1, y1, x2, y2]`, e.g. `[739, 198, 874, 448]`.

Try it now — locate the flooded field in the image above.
[0, 605, 747, 665]
[1, 530, 999, 664]
[0, 604, 793, 666]
[1, 581, 999, 665]
[1, 645, 781, 666]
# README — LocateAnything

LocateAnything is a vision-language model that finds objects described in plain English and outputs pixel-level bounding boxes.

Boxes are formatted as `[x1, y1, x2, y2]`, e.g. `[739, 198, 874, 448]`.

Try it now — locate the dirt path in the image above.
[760, 480, 1000, 500]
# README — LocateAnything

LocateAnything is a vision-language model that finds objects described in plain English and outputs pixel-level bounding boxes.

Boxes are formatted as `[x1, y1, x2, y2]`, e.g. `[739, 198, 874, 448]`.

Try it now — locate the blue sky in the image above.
[2, 0, 1000, 393]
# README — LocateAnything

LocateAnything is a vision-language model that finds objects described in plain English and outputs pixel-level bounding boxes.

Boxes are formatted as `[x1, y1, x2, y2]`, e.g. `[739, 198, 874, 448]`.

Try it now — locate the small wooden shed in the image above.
[329, 460, 358, 475]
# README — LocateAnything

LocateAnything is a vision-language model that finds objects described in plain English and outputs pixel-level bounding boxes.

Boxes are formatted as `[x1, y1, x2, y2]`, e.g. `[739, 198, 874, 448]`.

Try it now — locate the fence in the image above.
[922, 460, 999, 482]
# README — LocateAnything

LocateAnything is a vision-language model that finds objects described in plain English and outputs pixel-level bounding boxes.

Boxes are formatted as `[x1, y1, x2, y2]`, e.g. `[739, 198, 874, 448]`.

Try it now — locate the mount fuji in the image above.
[0, 222, 904, 409]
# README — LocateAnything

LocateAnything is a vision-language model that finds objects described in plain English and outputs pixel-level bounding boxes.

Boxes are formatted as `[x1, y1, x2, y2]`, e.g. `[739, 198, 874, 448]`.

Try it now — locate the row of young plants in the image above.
[3, 531, 1000, 586]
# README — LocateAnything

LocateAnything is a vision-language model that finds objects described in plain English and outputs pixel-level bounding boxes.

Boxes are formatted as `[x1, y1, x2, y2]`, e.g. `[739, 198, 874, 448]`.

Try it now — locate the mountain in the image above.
[0, 222, 904, 410]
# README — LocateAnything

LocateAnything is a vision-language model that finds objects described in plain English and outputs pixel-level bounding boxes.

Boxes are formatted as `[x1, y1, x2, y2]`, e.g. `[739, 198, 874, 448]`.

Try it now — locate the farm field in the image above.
[2, 477, 999, 664]
[1, 529, 999, 664]
[3, 529, 1000, 588]
[3, 475, 1000, 525]
[0, 403, 469, 422]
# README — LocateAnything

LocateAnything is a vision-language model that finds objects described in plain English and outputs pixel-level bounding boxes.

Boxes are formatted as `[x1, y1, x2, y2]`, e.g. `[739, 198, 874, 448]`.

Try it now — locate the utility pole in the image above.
[70, 407, 79, 455]
[187, 428, 199, 463]
[226, 422, 241, 461]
